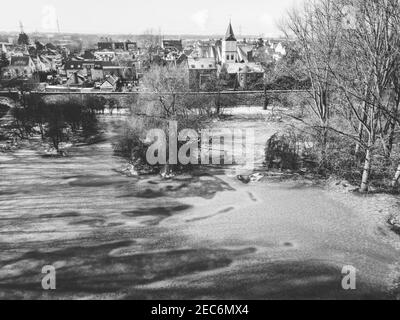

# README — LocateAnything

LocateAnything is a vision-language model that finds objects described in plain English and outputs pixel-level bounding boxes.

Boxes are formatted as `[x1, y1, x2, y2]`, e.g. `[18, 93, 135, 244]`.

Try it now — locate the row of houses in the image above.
[58, 38, 147, 89]
[0, 52, 126, 91]
[63, 58, 134, 89]
[67, 23, 286, 91]
[144, 23, 287, 91]
[186, 22, 271, 90]
[0, 36, 67, 82]
[1, 25, 288, 92]
[0, 34, 141, 91]
[97, 40, 138, 52]
[1, 53, 62, 80]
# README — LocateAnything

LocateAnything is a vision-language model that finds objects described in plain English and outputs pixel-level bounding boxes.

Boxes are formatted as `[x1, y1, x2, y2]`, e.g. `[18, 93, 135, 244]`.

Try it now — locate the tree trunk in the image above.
[388, 94, 400, 157]
[391, 163, 400, 188]
[355, 120, 363, 154]
[263, 87, 269, 110]
[386, 118, 397, 157]
[355, 87, 369, 155]
[215, 92, 221, 115]
[320, 121, 328, 166]
[360, 144, 372, 193]
[171, 94, 176, 115]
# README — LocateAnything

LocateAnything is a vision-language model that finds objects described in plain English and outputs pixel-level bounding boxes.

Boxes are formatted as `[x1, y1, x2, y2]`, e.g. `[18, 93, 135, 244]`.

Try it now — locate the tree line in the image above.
[278, 0, 400, 192]
[3, 95, 109, 154]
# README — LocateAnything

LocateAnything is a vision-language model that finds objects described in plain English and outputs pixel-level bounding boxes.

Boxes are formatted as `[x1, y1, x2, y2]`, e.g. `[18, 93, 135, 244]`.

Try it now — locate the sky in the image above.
[1, 0, 301, 36]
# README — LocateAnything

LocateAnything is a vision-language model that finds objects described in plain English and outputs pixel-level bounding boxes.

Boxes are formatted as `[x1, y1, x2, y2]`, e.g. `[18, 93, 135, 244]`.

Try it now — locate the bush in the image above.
[113, 118, 151, 166]
[265, 128, 319, 171]
[265, 132, 300, 170]
[322, 135, 362, 182]
[0, 103, 10, 119]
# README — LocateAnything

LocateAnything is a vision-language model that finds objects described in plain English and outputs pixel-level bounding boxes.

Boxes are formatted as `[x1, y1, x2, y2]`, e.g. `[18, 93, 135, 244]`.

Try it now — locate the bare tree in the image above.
[392, 164, 400, 187]
[125, 64, 206, 175]
[139, 64, 189, 118]
[282, 0, 342, 162]
[330, 0, 400, 192]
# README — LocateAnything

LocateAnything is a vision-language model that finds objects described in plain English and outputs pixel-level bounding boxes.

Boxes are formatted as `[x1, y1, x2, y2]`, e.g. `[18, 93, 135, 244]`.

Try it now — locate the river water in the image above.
[0, 108, 399, 299]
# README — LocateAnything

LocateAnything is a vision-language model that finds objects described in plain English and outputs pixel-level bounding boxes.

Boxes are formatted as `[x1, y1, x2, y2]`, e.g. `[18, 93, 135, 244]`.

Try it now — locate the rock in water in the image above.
[237, 175, 251, 184]
[388, 216, 400, 232]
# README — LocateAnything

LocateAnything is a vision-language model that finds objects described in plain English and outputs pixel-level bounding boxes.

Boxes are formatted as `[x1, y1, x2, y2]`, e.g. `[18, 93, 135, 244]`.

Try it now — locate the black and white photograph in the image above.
[0, 0, 400, 305]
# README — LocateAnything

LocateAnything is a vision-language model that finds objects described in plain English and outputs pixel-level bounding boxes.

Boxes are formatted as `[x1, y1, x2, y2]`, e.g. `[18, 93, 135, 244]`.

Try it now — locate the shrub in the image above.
[0, 103, 10, 119]
[265, 127, 322, 172]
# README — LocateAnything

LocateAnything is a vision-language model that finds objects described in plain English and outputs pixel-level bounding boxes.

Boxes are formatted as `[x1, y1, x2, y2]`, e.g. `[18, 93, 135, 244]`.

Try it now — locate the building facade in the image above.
[1, 56, 36, 79]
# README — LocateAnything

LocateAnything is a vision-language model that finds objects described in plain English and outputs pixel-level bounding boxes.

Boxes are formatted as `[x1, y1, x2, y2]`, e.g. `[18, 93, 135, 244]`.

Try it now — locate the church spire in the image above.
[225, 21, 237, 41]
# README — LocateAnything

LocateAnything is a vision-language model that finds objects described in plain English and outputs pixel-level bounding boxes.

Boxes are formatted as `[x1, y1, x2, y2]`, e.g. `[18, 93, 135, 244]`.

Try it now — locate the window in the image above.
[71, 64, 74, 68]
[231, 55, 234, 60]
[201, 65, 204, 68]
[209, 64, 213, 68]
[191, 65, 195, 68]
[226, 55, 230, 60]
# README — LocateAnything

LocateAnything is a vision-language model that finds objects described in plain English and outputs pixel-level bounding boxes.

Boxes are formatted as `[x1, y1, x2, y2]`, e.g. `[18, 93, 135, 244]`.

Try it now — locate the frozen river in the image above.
[0, 109, 399, 299]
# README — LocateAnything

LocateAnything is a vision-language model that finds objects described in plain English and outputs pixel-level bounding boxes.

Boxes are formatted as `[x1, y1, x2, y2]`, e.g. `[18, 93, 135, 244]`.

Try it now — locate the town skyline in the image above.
[0, 0, 301, 37]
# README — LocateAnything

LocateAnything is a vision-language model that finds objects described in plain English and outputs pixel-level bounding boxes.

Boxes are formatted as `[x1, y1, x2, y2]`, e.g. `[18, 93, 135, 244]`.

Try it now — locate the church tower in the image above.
[222, 21, 238, 64]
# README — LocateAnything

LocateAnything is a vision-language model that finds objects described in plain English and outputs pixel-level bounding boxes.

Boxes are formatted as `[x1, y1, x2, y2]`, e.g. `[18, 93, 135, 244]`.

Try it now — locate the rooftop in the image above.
[187, 57, 216, 70]
[225, 22, 237, 42]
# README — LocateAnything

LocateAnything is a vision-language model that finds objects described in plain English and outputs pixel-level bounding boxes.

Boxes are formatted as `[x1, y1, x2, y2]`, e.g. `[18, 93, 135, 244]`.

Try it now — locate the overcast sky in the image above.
[1, 0, 301, 36]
